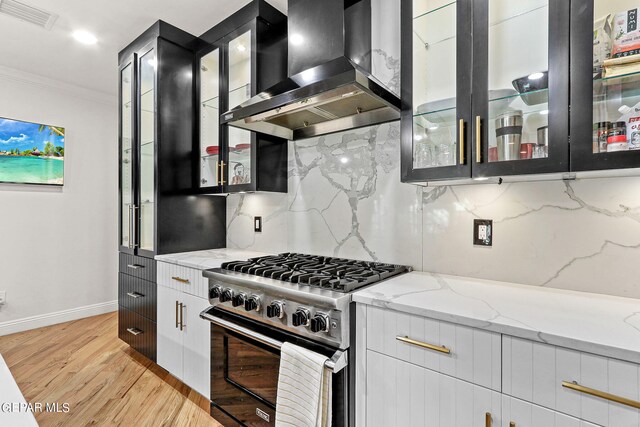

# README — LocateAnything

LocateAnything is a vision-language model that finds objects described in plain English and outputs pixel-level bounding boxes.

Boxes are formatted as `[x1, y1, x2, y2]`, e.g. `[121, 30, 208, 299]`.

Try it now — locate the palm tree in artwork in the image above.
[38, 125, 65, 137]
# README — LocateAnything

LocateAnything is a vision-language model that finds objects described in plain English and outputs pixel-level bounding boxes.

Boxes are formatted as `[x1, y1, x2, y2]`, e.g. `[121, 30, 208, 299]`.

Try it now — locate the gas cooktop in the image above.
[221, 252, 410, 293]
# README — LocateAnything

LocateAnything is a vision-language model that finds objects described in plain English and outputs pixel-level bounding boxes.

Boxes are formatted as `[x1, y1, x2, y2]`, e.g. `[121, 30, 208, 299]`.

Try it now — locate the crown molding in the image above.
[0, 64, 117, 107]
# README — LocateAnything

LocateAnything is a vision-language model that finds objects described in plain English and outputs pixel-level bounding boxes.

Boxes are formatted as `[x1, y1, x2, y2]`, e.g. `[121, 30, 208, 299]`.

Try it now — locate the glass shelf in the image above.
[202, 95, 220, 109]
[414, 1, 455, 21]
[596, 70, 640, 87]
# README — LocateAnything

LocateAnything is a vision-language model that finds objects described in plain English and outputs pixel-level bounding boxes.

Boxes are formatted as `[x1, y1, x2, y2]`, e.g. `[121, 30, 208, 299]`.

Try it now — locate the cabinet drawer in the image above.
[119, 253, 156, 282]
[157, 261, 208, 299]
[118, 273, 157, 321]
[118, 307, 157, 362]
[366, 306, 501, 391]
[502, 395, 599, 427]
[366, 350, 501, 427]
[503, 335, 640, 426]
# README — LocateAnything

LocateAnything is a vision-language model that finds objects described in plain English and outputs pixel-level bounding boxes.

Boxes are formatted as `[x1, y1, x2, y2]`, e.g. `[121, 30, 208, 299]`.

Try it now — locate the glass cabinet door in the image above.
[403, 0, 472, 182]
[226, 30, 253, 188]
[571, 0, 640, 171]
[473, 0, 569, 176]
[200, 48, 221, 187]
[120, 61, 135, 251]
[138, 48, 156, 253]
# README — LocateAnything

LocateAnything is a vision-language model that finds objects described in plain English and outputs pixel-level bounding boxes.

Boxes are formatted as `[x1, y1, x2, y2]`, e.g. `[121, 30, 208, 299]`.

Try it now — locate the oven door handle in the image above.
[199, 309, 348, 374]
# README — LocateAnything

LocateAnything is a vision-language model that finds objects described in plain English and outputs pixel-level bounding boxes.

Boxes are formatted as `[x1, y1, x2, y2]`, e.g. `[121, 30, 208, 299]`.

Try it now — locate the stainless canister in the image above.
[495, 110, 523, 161]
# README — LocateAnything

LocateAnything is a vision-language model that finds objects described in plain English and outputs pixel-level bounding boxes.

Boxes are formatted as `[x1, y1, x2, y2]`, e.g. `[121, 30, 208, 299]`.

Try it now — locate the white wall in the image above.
[0, 65, 118, 334]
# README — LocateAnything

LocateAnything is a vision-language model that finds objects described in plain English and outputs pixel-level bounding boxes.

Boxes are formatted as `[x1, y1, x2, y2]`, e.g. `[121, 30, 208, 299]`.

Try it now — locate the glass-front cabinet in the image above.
[119, 57, 135, 254]
[138, 46, 156, 253]
[197, 3, 288, 194]
[402, 0, 472, 182]
[117, 44, 157, 257]
[401, 0, 570, 183]
[571, 0, 640, 171]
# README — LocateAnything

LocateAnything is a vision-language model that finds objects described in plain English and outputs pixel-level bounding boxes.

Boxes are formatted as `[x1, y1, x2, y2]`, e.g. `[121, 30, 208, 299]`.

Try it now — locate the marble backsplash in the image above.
[227, 122, 640, 299]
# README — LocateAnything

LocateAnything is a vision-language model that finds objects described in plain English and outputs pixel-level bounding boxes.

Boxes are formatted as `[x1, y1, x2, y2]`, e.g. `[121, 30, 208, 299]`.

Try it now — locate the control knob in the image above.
[244, 295, 261, 312]
[232, 292, 247, 308]
[219, 288, 234, 303]
[266, 301, 285, 319]
[291, 308, 311, 327]
[209, 285, 223, 300]
[310, 313, 330, 333]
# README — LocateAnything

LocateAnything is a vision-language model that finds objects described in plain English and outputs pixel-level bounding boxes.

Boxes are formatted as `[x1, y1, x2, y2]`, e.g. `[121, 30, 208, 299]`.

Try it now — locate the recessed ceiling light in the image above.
[340, 157, 349, 164]
[236, 44, 246, 52]
[291, 34, 304, 46]
[72, 30, 97, 45]
[528, 72, 544, 80]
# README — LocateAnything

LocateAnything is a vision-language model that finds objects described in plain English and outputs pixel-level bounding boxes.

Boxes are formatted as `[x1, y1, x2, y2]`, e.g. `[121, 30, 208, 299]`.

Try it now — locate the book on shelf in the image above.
[603, 54, 640, 78]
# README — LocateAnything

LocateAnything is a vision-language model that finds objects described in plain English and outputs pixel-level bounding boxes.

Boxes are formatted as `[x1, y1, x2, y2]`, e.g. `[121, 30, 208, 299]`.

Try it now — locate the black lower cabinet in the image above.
[118, 258, 157, 361]
[118, 306, 157, 362]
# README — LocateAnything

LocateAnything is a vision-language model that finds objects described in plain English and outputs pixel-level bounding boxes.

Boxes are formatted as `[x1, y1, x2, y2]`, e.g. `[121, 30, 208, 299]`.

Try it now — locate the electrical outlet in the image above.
[474, 219, 493, 246]
[254, 216, 262, 233]
[0, 291, 6, 305]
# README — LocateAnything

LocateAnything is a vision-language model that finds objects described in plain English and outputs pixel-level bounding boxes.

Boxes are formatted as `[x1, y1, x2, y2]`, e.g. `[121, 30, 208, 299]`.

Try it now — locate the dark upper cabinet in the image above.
[570, 0, 640, 172]
[196, 0, 288, 194]
[118, 21, 227, 257]
[401, 0, 571, 184]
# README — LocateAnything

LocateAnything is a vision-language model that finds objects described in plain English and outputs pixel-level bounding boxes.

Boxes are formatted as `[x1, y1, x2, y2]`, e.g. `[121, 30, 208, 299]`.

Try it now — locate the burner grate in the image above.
[221, 253, 410, 293]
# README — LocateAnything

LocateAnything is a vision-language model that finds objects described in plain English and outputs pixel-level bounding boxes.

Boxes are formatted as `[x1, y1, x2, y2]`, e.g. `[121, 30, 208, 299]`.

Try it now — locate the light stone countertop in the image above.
[353, 271, 640, 364]
[155, 248, 271, 270]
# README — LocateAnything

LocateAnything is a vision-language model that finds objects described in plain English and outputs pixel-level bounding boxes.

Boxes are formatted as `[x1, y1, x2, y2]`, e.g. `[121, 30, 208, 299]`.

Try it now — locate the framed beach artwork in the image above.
[0, 117, 65, 186]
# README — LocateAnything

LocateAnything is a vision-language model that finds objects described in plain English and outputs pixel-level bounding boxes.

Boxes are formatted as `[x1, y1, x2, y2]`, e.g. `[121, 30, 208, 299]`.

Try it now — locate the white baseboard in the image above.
[0, 301, 118, 336]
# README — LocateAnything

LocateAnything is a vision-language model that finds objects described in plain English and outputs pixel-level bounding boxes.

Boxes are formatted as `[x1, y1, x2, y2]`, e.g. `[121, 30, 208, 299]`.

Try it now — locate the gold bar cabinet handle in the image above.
[396, 336, 451, 354]
[126, 327, 143, 336]
[217, 161, 222, 186]
[459, 119, 465, 165]
[175, 301, 179, 328]
[171, 276, 190, 284]
[485, 412, 491, 427]
[179, 303, 185, 331]
[475, 115, 482, 163]
[510, 423, 515, 427]
[562, 381, 640, 409]
[220, 161, 226, 185]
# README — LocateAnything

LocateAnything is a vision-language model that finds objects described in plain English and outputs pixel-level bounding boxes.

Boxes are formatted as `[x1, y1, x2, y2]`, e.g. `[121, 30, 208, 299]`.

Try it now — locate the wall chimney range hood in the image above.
[220, 0, 401, 140]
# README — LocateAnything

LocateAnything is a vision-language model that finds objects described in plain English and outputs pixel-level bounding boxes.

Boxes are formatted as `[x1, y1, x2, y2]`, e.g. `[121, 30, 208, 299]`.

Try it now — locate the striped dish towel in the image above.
[275, 342, 332, 427]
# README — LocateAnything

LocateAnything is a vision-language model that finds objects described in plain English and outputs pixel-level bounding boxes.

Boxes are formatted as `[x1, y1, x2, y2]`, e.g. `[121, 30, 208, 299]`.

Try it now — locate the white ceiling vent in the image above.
[0, 0, 58, 30]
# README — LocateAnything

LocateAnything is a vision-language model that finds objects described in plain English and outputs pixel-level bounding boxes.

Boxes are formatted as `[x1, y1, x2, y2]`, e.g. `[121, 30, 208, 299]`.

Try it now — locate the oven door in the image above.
[201, 306, 348, 427]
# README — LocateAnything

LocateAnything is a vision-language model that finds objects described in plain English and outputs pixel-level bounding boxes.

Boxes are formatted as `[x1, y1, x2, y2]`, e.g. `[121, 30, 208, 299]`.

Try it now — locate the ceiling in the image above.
[0, 0, 287, 97]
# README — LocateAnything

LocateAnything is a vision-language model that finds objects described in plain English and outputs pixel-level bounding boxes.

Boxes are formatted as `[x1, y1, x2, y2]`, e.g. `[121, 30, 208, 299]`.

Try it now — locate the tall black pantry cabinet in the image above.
[117, 21, 226, 361]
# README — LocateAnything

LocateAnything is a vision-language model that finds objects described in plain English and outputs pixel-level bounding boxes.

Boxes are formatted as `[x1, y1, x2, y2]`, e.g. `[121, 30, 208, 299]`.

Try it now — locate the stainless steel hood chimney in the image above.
[220, 0, 401, 140]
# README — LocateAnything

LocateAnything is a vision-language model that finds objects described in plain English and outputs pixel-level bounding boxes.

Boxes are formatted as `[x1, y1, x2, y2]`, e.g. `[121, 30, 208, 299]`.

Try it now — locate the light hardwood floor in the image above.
[0, 312, 222, 427]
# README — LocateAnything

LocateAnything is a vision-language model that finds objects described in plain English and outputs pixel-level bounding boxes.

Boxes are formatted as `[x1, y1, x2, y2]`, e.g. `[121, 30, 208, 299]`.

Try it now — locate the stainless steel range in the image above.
[199, 253, 410, 427]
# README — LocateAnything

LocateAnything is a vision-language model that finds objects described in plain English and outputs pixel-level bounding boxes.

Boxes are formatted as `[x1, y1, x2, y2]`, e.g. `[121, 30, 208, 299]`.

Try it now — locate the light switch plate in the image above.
[474, 219, 493, 246]
[254, 216, 262, 233]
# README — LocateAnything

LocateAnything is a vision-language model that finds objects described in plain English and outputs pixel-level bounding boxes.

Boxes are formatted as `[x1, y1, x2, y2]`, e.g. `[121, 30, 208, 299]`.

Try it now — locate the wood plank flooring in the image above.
[0, 312, 222, 427]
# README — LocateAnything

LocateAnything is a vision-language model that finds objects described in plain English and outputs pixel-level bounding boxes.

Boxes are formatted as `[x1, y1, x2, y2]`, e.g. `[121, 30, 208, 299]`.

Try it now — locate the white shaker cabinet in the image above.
[366, 350, 501, 427]
[157, 281, 211, 399]
[502, 395, 599, 427]
[358, 304, 640, 427]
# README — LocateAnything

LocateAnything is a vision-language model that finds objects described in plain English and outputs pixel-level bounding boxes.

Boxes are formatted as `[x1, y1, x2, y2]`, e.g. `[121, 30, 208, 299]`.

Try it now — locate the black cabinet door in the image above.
[570, 0, 640, 172]
[119, 54, 137, 255]
[400, 0, 473, 183]
[135, 41, 157, 259]
[223, 22, 258, 193]
[197, 43, 226, 193]
[471, 0, 570, 179]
